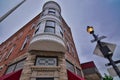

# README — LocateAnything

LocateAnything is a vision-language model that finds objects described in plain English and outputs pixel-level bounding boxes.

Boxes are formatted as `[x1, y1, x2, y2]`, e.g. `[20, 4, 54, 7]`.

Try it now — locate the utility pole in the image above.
[0, 0, 26, 22]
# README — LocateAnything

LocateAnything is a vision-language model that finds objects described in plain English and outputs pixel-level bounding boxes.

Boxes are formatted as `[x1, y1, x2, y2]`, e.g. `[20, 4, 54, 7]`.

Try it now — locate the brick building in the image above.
[0, 1, 85, 80]
[81, 61, 102, 80]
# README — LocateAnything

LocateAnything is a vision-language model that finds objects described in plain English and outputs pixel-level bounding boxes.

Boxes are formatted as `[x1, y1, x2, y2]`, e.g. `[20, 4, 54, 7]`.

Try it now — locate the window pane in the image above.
[6, 64, 16, 74]
[6, 45, 15, 59]
[44, 27, 55, 33]
[59, 25, 63, 37]
[66, 60, 75, 73]
[48, 8, 56, 15]
[35, 28, 39, 34]
[76, 67, 82, 76]
[36, 57, 57, 66]
[35, 22, 41, 34]
[15, 60, 25, 71]
[46, 21, 55, 27]
[20, 36, 30, 50]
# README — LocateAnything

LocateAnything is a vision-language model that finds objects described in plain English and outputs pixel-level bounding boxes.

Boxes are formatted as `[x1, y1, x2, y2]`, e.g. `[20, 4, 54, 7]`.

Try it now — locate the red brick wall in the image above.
[0, 14, 40, 76]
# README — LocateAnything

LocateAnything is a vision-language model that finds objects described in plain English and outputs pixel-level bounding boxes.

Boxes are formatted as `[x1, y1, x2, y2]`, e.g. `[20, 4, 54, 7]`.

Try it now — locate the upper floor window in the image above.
[71, 47, 75, 56]
[44, 20, 55, 33]
[0, 52, 7, 62]
[59, 25, 63, 37]
[67, 42, 70, 52]
[6, 45, 16, 59]
[31, 24, 35, 30]
[48, 8, 56, 15]
[35, 22, 41, 34]
[20, 36, 30, 50]
[17, 32, 23, 40]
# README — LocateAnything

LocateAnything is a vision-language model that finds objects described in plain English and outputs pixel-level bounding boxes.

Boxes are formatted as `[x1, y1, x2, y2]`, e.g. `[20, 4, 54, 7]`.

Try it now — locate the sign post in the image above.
[87, 26, 120, 78]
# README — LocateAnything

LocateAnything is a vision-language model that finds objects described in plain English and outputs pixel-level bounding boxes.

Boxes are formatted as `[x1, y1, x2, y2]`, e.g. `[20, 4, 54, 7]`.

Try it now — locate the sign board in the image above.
[107, 65, 120, 77]
[93, 42, 116, 58]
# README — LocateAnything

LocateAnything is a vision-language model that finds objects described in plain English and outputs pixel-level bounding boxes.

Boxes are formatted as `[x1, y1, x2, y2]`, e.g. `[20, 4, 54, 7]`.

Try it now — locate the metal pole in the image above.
[92, 33, 120, 78]
[107, 56, 120, 78]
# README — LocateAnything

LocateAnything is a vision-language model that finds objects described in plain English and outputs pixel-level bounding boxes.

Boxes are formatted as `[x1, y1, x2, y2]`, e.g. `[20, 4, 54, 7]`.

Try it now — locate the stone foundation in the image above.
[20, 51, 68, 80]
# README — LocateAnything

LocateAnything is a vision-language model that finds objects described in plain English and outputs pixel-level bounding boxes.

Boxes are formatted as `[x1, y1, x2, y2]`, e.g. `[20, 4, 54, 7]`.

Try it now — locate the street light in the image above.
[87, 26, 94, 34]
[86, 26, 120, 78]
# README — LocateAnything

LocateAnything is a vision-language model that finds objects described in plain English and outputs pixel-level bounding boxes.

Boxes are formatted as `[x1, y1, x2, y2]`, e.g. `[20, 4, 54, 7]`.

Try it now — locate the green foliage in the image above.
[103, 73, 113, 80]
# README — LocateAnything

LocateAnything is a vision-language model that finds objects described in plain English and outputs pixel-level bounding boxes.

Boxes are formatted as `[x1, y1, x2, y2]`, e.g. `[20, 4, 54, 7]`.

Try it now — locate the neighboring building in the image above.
[81, 61, 102, 80]
[0, 1, 85, 80]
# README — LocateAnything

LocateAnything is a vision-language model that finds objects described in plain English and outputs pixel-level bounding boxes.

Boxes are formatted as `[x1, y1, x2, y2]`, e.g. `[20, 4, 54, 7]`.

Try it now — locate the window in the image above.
[18, 32, 23, 40]
[66, 60, 75, 73]
[35, 27, 39, 34]
[44, 20, 55, 33]
[6, 64, 16, 74]
[35, 57, 57, 66]
[1, 45, 5, 51]
[31, 24, 35, 30]
[20, 36, 30, 50]
[5, 59, 25, 74]
[12, 37, 17, 42]
[67, 42, 70, 52]
[6, 45, 15, 59]
[48, 8, 56, 15]
[71, 47, 75, 56]
[76, 67, 82, 77]
[14, 60, 25, 71]
[0, 52, 7, 62]
[35, 23, 41, 34]
[7, 42, 11, 47]
[59, 25, 63, 37]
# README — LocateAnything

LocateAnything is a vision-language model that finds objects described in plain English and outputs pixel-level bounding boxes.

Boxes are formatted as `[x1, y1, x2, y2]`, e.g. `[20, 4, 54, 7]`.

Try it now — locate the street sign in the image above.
[93, 42, 116, 58]
[91, 36, 107, 43]
[107, 65, 120, 77]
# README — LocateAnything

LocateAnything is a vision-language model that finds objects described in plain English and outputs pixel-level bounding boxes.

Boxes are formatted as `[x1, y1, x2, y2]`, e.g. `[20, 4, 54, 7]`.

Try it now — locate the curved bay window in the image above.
[44, 20, 55, 33]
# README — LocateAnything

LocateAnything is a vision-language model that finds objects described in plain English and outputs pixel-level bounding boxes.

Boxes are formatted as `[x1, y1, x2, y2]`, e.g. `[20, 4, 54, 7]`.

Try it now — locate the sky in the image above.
[0, 0, 120, 79]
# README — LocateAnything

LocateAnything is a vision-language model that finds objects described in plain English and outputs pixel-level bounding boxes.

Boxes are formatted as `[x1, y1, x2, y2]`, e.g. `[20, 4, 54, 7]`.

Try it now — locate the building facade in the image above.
[81, 61, 102, 80]
[0, 1, 85, 80]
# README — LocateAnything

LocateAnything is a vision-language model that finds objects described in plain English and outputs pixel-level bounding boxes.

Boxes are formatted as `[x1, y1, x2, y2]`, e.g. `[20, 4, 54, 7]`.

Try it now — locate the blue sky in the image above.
[0, 0, 120, 79]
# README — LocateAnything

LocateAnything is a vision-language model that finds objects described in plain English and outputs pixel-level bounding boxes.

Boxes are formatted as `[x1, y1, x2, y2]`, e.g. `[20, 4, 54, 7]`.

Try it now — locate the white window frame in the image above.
[20, 36, 30, 50]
